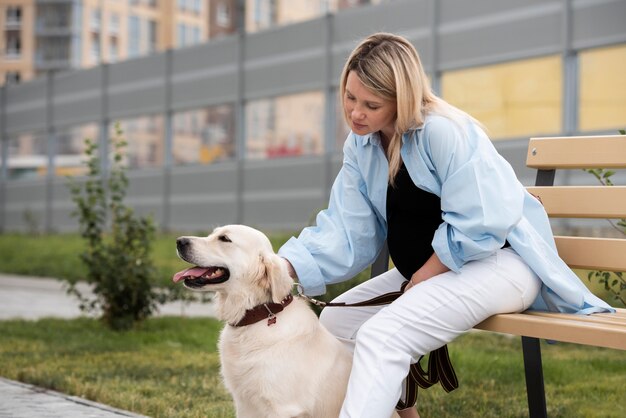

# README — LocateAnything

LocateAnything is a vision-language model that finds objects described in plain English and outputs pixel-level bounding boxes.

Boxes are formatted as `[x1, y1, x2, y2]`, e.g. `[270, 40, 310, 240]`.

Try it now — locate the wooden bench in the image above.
[370, 134, 626, 417]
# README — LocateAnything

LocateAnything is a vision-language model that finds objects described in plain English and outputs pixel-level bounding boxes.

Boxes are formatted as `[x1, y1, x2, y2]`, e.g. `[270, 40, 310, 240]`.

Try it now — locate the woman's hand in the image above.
[404, 270, 428, 292]
[404, 252, 450, 292]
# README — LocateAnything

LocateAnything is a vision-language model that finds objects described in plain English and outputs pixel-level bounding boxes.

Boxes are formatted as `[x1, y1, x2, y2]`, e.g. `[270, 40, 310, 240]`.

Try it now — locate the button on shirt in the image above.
[278, 115, 614, 314]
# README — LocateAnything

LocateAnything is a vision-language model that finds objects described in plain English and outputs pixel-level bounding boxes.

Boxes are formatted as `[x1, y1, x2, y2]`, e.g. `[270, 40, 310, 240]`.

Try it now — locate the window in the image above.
[246, 91, 324, 159]
[579, 44, 626, 132]
[441, 56, 562, 140]
[177, 23, 186, 47]
[191, 26, 201, 45]
[109, 37, 119, 62]
[6, 6, 22, 25]
[148, 20, 157, 52]
[247, 0, 274, 32]
[173, 105, 235, 166]
[5, 33, 21, 58]
[109, 13, 120, 36]
[91, 33, 101, 63]
[90, 9, 101, 31]
[128, 16, 140, 57]
[217, 2, 232, 28]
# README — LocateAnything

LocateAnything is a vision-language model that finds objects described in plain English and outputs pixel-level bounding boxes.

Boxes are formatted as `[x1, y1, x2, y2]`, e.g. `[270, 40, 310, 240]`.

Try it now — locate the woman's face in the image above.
[344, 71, 397, 140]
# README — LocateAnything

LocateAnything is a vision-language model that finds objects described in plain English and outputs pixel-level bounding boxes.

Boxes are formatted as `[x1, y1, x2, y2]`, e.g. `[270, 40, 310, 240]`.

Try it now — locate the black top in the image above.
[386, 163, 442, 280]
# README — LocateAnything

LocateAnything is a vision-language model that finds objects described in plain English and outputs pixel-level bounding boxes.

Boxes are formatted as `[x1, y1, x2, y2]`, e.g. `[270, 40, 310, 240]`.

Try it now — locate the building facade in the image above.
[0, 0, 212, 85]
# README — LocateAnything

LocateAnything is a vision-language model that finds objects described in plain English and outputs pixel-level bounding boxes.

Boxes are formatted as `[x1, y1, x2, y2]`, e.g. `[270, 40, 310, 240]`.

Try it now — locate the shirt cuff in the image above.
[432, 225, 462, 273]
[278, 237, 327, 296]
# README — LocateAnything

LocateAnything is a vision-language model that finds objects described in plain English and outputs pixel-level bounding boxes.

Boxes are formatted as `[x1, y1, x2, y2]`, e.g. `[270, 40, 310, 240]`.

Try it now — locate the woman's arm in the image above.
[404, 252, 450, 292]
[278, 135, 386, 296]
[423, 117, 525, 272]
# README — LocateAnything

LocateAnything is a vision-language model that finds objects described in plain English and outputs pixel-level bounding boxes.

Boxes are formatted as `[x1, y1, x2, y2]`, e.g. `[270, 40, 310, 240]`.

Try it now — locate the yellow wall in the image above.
[442, 56, 562, 140]
[579, 44, 626, 132]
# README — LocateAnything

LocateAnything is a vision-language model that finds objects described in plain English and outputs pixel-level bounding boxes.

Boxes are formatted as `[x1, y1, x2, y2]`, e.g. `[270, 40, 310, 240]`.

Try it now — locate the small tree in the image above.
[67, 124, 167, 330]
[584, 129, 626, 307]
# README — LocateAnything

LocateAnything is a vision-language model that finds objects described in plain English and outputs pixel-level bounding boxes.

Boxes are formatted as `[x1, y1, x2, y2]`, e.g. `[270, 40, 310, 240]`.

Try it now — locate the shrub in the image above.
[67, 124, 168, 330]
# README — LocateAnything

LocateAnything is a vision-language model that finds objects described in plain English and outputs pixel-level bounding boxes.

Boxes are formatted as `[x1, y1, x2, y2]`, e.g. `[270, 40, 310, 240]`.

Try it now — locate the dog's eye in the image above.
[218, 235, 232, 243]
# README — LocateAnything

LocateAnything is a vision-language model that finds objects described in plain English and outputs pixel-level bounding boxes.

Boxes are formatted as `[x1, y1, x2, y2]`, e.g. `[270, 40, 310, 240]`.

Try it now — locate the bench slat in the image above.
[475, 308, 626, 350]
[555, 236, 626, 272]
[526, 135, 626, 169]
[526, 186, 626, 218]
[526, 311, 625, 326]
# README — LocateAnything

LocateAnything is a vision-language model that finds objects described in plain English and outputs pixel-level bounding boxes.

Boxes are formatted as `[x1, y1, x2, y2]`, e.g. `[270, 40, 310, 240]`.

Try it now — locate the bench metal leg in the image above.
[521, 336, 548, 418]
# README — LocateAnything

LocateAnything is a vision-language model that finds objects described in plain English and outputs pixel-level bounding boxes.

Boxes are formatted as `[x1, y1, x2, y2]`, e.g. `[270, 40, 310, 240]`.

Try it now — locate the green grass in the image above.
[0, 318, 624, 417]
[0, 232, 295, 286]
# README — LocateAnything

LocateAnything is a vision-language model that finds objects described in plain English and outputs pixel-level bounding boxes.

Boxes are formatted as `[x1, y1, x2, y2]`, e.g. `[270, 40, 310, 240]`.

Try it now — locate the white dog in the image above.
[173, 224, 355, 418]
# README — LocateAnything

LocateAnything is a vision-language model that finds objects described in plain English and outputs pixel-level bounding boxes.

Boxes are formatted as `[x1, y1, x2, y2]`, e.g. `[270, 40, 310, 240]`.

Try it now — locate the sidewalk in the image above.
[0, 274, 215, 320]
[0, 273, 216, 417]
[0, 377, 149, 418]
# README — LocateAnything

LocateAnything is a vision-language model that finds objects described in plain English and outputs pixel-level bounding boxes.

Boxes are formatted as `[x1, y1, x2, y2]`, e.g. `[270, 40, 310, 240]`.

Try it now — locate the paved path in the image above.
[0, 274, 215, 320]
[0, 378, 149, 418]
[0, 274, 217, 417]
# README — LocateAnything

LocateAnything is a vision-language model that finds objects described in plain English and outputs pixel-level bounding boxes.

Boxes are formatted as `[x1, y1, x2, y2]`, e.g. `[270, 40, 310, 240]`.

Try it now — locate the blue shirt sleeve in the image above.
[278, 135, 386, 296]
[426, 118, 525, 272]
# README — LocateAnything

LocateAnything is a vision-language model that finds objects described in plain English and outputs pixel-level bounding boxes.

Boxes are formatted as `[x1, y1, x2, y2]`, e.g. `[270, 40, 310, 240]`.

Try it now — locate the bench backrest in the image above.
[526, 135, 626, 273]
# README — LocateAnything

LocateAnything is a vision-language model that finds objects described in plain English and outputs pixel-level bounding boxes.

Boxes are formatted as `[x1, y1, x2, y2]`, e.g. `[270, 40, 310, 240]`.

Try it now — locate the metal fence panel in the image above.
[572, 0, 626, 49]
[107, 54, 168, 119]
[52, 67, 103, 128]
[438, 1, 562, 70]
[244, 19, 327, 100]
[171, 37, 239, 111]
[4, 78, 48, 135]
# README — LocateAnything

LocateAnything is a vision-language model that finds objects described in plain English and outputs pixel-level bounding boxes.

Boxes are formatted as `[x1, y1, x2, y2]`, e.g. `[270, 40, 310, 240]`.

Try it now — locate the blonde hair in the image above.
[339, 32, 473, 185]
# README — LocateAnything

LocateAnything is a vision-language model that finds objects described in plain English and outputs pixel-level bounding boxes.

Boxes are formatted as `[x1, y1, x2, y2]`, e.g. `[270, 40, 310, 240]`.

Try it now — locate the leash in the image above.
[293, 281, 459, 410]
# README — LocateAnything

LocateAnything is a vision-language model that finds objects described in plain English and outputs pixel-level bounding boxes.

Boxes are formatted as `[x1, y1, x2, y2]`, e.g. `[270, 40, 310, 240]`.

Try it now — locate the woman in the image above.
[278, 33, 613, 418]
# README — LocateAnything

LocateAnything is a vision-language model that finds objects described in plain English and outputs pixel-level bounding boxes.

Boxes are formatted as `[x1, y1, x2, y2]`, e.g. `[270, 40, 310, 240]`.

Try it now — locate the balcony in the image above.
[4, 49, 22, 60]
[35, 57, 71, 71]
[36, 0, 73, 4]
[35, 22, 72, 36]
[5, 18, 22, 30]
[35, 50, 71, 71]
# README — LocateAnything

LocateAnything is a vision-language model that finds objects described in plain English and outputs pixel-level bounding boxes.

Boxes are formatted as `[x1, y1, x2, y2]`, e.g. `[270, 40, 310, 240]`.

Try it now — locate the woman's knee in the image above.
[354, 312, 395, 352]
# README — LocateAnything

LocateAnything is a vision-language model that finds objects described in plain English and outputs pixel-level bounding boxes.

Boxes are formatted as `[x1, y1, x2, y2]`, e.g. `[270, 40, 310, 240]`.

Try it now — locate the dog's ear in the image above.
[255, 251, 292, 303]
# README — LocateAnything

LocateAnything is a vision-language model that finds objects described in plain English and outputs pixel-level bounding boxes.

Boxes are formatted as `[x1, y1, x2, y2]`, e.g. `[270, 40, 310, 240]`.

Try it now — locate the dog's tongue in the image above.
[172, 267, 211, 283]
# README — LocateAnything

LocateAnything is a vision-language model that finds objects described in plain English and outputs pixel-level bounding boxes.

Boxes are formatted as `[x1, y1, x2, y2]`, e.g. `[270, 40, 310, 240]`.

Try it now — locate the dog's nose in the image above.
[176, 237, 191, 252]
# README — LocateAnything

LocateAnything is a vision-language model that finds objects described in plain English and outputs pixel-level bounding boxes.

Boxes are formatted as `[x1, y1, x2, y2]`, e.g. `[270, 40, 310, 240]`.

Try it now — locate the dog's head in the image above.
[173, 225, 292, 314]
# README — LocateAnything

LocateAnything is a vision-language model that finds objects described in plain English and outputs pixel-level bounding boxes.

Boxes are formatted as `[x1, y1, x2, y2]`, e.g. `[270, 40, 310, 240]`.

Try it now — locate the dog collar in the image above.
[231, 294, 294, 327]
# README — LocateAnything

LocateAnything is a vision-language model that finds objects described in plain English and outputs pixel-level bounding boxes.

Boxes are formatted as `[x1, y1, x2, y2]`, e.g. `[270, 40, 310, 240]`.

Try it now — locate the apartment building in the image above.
[0, 0, 34, 85]
[0, 0, 212, 86]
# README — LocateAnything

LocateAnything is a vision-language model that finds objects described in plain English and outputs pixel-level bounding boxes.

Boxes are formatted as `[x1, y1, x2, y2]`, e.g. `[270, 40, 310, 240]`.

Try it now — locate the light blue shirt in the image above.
[278, 115, 614, 314]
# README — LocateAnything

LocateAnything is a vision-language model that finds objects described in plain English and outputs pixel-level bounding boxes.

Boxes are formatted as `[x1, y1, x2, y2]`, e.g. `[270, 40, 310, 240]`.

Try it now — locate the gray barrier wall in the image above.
[1, 0, 625, 233]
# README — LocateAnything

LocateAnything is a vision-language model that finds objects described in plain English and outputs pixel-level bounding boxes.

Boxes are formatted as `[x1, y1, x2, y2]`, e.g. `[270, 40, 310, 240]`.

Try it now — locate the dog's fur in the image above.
[174, 225, 354, 418]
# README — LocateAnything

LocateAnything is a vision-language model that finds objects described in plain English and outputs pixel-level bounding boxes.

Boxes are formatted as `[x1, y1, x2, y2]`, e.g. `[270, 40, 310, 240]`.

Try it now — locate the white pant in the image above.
[319, 248, 541, 418]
